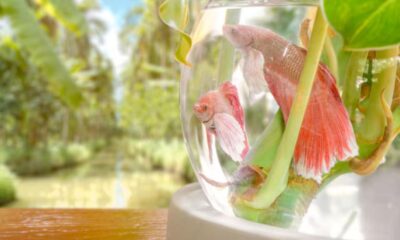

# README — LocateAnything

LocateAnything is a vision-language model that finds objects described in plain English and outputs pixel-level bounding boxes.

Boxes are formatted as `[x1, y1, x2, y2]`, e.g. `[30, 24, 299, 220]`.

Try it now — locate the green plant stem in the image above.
[342, 51, 368, 119]
[233, 171, 319, 228]
[217, 9, 241, 82]
[243, 8, 328, 209]
[358, 47, 398, 152]
[324, 36, 338, 79]
[250, 111, 284, 169]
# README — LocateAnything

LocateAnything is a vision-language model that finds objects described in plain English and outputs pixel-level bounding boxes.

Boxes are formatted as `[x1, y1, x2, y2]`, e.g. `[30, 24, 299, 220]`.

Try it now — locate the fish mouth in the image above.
[202, 114, 214, 125]
[193, 104, 214, 124]
[223, 25, 254, 49]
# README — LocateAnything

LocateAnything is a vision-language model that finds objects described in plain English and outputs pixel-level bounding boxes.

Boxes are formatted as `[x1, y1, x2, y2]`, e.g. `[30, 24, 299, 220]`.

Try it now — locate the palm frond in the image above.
[0, 0, 83, 108]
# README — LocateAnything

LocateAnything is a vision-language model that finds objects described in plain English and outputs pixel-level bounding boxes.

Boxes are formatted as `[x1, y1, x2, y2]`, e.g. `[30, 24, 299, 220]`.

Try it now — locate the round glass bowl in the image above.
[180, 1, 318, 215]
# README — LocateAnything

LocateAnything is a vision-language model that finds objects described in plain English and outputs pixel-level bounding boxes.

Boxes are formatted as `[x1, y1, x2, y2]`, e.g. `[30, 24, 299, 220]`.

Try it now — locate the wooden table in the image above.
[0, 209, 168, 240]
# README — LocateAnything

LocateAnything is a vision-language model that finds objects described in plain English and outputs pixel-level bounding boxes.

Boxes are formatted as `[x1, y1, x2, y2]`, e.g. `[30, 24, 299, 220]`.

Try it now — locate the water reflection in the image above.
[7, 159, 185, 209]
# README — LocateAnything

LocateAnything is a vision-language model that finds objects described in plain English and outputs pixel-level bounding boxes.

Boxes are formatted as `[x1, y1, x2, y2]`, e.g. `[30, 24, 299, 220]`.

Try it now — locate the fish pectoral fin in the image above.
[243, 47, 267, 94]
[214, 113, 247, 162]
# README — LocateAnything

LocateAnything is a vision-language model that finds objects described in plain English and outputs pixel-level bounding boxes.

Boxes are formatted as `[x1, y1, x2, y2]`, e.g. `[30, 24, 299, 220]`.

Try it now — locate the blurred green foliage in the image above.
[0, 0, 192, 207]
[121, 138, 193, 180]
[120, 82, 181, 138]
[118, 0, 193, 181]
[120, 0, 182, 139]
[255, 6, 306, 43]
[0, 165, 16, 205]
[0, 0, 84, 108]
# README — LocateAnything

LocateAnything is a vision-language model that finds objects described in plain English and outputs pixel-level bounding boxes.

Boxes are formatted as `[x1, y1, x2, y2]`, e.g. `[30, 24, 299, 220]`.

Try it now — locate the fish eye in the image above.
[231, 28, 239, 36]
[202, 105, 208, 111]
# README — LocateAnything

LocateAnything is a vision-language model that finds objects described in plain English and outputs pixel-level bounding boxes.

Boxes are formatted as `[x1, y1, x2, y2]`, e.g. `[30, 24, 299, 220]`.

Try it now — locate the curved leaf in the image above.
[0, 0, 83, 108]
[37, 0, 88, 36]
[159, 0, 192, 66]
[322, 0, 400, 50]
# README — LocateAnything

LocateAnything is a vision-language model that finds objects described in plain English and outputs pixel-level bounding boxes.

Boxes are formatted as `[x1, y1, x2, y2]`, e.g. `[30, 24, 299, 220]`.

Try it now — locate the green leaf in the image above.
[322, 0, 400, 50]
[37, 0, 88, 36]
[159, 0, 192, 66]
[0, 0, 83, 108]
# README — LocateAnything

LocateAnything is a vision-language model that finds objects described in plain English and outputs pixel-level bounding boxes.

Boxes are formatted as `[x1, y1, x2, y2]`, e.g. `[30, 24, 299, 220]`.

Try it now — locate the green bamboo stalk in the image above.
[324, 36, 338, 79]
[217, 9, 241, 83]
[358, 47, 398, 152]
[342, 51, 368, 120]
[243, 8, 328, 209]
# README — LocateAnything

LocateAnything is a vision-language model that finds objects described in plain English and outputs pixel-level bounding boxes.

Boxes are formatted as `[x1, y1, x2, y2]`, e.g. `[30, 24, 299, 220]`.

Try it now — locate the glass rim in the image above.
[205, 0, 320, 9]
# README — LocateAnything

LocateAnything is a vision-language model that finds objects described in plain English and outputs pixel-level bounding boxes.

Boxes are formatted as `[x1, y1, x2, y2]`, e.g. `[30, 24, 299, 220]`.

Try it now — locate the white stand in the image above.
[166, 183, 330, 240]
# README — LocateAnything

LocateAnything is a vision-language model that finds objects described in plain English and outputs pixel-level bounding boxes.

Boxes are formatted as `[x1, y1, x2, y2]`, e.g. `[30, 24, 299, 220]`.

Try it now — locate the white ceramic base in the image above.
[166, 183, 331, 240]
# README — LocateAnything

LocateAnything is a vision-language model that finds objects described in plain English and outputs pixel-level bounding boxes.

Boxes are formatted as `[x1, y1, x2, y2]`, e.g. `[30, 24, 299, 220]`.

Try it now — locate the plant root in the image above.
[199, 165, 265, 188]
[199, 172, 231, 187]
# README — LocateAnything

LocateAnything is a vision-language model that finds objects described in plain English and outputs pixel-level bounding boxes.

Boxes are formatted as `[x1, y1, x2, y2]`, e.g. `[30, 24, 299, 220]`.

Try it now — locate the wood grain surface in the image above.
[0, 209, 167, 240]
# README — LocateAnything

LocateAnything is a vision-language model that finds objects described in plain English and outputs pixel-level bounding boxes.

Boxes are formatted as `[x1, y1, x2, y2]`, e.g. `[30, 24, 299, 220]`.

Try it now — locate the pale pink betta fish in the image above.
[223, 24, 358, 181]
[193, 82, 249, 162]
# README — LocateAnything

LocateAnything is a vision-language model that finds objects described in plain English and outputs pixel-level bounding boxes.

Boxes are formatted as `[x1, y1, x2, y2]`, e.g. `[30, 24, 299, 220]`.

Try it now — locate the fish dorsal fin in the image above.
[214, 113, 247, 162]
[219, 82, 245, 127]
[242, 47, 268, 94]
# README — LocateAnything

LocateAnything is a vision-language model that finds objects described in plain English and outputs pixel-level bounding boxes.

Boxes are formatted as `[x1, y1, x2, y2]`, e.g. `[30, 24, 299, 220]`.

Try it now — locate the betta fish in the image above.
[193, 82, 249, 162]
[223, 24, 358, 181]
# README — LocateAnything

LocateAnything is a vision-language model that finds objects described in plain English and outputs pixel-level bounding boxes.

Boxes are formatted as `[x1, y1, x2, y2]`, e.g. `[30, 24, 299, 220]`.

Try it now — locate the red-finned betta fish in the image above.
[193, 82, 249, 162]
[223, 24, 358, 182]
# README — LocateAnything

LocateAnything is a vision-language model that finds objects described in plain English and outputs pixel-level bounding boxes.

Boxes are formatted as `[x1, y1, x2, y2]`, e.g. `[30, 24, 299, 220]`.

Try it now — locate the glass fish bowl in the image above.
[180, 0, 400, 239]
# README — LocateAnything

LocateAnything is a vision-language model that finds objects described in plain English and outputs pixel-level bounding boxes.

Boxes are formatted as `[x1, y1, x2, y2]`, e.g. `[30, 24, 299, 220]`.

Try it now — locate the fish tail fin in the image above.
[294, 65, 358, 182]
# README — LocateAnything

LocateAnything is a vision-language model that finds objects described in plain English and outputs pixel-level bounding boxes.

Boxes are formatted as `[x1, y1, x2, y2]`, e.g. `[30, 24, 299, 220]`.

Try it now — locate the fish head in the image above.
[193, 93, 215, 124]
[223, 25, 253, 48]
